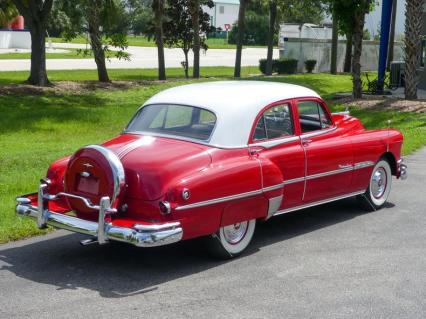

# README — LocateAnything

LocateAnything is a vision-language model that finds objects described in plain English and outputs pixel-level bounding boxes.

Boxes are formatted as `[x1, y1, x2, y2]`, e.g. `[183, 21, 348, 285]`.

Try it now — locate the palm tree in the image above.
[152, 0, 166, 80]
[234, 0, 249, 78]
[404, 0, 425, 99]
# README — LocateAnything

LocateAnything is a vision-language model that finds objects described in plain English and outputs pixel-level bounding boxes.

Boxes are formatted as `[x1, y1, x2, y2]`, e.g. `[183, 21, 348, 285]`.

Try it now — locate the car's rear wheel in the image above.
[358, 159, 392, 211]
[206, 219, 256, 259]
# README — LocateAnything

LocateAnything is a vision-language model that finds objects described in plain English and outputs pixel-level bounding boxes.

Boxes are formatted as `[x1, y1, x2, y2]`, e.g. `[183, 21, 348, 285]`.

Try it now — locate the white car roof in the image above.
[143, 81, 321, 148]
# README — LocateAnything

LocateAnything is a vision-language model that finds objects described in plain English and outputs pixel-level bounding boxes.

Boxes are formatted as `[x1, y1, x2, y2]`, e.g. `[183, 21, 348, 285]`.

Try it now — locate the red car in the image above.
[16, 81, 407, 258]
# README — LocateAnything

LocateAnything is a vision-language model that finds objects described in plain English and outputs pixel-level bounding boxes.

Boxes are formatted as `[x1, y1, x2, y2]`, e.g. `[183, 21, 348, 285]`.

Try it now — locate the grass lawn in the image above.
[0, 48, 120, 60]
[49, 35, 267, 49]
[0, 68, 425, 243]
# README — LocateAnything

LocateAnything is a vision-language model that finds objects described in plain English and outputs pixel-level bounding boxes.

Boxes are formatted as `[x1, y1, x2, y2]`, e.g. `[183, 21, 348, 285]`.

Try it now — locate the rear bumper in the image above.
[397, 158, 408, 180]
[16, 183, 183, 248]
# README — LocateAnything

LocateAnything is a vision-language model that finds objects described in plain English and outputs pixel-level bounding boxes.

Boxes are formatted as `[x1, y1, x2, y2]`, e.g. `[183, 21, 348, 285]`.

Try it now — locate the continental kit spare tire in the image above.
[64, 145, 125, 220]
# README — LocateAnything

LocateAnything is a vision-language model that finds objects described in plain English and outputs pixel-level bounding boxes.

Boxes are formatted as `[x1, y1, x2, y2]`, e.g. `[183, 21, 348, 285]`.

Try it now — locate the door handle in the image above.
[302, 139, 312, 146]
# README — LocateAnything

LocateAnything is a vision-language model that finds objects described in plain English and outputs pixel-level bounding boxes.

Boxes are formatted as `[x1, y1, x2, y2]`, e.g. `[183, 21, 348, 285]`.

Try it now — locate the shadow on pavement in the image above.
[0, 197, 394, 298]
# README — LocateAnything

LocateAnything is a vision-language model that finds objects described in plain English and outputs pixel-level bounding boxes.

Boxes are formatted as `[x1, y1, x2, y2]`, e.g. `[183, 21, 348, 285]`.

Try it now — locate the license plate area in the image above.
[75, 174, 99, 195]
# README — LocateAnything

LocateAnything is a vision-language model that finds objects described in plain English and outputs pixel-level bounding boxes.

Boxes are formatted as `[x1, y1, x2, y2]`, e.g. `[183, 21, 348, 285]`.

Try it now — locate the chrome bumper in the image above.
[16, 183, 183, 248]
[398, 158, 408, 180]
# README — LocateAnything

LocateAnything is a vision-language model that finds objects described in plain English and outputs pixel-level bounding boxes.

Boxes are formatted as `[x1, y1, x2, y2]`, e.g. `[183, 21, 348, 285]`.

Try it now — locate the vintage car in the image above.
[16, 81, 407, 258]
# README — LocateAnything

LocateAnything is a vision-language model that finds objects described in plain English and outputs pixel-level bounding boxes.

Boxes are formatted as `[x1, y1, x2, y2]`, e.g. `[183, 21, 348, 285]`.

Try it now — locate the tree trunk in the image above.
[12, 0, 53, 86]
[265, 1, 277, 76]
[184, 49, 189, 79]
[88, 2, 109, 83]
[190, 0, 200, 78]
[234, 0, 248, 78]
[343, 32, 352, 73]
[352, 11, 366, 98]
[330, 8, 338, 75]
[153, 0, 166, 80]
[386, 0, 397, 71]
[28, 25, 49, 86]
[404, 0, 424, 99]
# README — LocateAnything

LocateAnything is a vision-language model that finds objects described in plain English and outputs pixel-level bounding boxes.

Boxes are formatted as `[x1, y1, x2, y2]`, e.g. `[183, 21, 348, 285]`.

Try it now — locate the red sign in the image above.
[224, 24, 231, 31]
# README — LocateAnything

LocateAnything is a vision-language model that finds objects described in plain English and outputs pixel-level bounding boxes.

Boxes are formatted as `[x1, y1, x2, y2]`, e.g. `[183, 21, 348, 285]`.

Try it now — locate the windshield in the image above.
[125, 104, 217, 141]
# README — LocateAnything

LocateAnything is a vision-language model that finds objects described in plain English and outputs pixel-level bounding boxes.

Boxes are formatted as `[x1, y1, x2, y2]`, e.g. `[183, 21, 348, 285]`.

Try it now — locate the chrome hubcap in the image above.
[371, 167, 387, 199]
[223, 222, 248, 245]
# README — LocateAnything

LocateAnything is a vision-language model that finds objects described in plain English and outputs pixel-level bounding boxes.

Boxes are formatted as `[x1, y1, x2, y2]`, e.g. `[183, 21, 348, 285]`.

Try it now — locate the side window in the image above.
[297, 101, 332, 133]
[253, 104, 294, 141]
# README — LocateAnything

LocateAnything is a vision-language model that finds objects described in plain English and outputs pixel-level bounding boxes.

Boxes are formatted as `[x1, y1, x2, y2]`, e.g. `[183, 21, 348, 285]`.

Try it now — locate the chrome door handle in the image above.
[302, 139, 312, 146]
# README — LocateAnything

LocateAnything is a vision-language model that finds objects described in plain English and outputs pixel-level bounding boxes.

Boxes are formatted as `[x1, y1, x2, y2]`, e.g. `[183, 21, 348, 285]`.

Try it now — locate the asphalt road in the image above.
[1, 148, 425, 319]
[0, 43, 279, 71]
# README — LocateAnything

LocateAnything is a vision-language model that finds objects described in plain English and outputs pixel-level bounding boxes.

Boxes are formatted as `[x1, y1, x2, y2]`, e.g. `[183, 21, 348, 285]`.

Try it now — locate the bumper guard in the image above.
[16, 182, 183, 247]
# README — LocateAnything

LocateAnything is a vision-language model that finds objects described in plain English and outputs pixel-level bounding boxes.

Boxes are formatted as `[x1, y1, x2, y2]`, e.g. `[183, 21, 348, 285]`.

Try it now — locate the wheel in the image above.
[358, 159, 392, 211]
[205, 219, 256, 259]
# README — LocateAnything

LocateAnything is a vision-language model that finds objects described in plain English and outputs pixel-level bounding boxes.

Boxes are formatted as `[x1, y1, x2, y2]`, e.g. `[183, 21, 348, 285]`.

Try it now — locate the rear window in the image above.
[125, 104, 216, 141]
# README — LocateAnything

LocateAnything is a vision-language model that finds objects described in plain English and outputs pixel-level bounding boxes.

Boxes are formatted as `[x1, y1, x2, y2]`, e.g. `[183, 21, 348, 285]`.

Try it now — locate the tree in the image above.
[404, 0, 425, 99]
[189, 0, 200, 78]
[330, 6, 338, 74]
[234, 0, 249, 78]
[59, 0, 129, 83]
[0, 0, 18, 28]
[161, 0, 214, 78]
[11, 0, 53, 86]
[265, 0, 277, 75]
[386, 0, 397, 71]
[351, 1, 373, 98]
[152, 0, 166, 80]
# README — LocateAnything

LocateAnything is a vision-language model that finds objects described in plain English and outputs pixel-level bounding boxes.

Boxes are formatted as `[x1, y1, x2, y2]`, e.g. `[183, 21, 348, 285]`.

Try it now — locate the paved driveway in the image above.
[0, 148, 425, 318]
[0, 43, 279, 71]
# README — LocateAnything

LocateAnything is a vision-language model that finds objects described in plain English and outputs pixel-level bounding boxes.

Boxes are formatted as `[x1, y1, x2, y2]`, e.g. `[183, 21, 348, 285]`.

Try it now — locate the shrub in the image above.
[275, 59, 298, 74]
[259, 58, 267, 74]
[304, 59, 317, 73]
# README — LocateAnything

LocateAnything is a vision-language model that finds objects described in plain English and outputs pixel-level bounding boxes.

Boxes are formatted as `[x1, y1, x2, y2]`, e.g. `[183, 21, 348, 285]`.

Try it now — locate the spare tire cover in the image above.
[64, 145, 125, 219]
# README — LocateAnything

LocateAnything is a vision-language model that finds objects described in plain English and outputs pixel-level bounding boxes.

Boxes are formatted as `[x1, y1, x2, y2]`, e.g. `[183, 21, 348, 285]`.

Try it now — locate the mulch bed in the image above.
[334, 95, 426, 113]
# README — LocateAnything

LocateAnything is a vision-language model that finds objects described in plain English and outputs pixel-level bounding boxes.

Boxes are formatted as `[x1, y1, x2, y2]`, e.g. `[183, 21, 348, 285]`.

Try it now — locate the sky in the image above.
[324, 0, 406, 38]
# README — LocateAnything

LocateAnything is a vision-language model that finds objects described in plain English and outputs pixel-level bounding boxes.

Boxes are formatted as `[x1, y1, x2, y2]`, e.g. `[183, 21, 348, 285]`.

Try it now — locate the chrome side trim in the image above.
[283, 176, 305, 185]
[353, 161, 375, 170]
[306, 166, 353, 180]
[175, 189, 264, 211]
[249, 136, 299, 149]
[267, 195, 283, 219]
[262, 183, 285, 192]
[175, 161, 375, 211]
[273, 190, 366, 216]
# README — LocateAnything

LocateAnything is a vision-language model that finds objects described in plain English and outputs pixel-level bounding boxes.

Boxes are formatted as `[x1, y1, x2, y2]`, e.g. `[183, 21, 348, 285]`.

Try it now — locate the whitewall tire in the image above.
[359, 159, 392, 210]
[206, 219, 256, 259]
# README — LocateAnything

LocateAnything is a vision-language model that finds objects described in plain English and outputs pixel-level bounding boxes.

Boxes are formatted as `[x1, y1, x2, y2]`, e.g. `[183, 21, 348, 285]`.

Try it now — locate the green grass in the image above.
[0, 69, 425, 243]
[49, 35, 266, 49]
[0, 48, 120, 60]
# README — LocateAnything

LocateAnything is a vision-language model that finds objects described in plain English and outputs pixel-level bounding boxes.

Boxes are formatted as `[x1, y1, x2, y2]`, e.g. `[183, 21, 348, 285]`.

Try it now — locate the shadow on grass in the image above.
[0, 197, 391, 298]
[0, 92, 114, 134]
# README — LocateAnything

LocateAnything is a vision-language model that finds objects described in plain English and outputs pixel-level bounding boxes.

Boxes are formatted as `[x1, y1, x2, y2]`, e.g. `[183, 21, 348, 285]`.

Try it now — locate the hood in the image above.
[103, 134, 212, 200]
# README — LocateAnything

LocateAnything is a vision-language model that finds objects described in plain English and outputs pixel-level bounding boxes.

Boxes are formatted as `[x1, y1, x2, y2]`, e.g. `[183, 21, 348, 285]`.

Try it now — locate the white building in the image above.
[204, 0, 240, 31]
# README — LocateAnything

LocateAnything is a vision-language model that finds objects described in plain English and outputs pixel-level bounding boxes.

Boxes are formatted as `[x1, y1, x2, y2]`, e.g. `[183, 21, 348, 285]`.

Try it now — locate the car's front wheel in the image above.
[206, 219, 256, 259]
[358, 159, 392, 210]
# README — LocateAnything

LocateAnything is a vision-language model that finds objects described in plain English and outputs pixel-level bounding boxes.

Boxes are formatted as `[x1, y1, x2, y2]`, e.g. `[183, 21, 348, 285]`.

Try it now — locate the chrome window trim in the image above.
[273, 190, 366, 216]
[122, 131, 249, 150]
[249, 136, 300, 149]
[300, 126, 337, 139]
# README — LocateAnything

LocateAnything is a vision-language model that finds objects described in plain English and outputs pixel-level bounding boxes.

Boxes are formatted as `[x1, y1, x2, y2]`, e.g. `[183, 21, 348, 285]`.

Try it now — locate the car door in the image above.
[295, 98, 353, 203]
[249, 101, 305, 211]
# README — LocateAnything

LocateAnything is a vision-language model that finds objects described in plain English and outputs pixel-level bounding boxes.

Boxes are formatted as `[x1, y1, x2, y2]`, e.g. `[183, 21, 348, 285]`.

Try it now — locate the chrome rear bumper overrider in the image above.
[16, 183, 183, 248]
